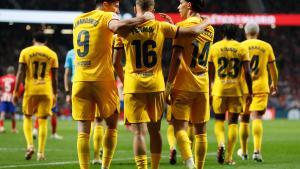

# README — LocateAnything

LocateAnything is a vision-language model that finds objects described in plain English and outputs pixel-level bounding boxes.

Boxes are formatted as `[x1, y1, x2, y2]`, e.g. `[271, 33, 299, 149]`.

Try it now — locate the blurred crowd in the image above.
[0, 0, 299, 116]
[1, 0, 299, 13]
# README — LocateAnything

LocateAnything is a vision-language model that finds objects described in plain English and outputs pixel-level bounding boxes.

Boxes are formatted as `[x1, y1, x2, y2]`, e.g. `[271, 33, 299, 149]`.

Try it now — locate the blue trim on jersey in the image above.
[64, 49, 75, 82]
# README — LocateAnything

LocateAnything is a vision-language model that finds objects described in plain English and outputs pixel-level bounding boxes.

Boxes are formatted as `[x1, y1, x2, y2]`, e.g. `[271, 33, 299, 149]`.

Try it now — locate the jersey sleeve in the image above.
[52, 53, 59, 68]
[240, 45, 250, 62]
[208, 45, 215, 62]
[160, 21, 178, 39]
[106, 12, 120, 29]
[267, 44, 276, 62]
[200, 26, 214, 42]
[64, 51, 73, 68]
[19, 50, 26, 64]
[114, 35, 124, 48]
[172, 22, 185, 48]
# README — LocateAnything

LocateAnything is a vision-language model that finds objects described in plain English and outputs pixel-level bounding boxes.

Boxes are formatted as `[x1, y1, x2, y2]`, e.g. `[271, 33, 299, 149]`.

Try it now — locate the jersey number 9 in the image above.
[77, 30, 90, 57]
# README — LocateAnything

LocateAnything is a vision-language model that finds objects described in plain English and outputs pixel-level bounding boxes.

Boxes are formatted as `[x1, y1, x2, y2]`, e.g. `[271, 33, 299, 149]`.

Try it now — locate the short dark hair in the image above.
[96, 0, 119, 4]
[33, 31, 47, 43]
[185, 0, 205, 12]
[136, 0, 155, 11]
[220, 24, 238, 40]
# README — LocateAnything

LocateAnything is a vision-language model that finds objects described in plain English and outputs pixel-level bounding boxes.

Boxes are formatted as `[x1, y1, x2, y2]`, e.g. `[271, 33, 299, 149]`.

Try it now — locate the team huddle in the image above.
[0, 0, 278, 169]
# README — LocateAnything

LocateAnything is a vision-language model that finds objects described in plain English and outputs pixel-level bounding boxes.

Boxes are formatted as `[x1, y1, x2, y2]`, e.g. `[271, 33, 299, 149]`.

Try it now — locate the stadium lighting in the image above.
[26, 25, 31, 31]
[61, 29, 73, 34]
[44, 28, 55, 34]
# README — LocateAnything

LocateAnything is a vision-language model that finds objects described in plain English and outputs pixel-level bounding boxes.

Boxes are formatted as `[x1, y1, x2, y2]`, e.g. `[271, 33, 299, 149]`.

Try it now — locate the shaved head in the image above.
[244, 22, 260, 36]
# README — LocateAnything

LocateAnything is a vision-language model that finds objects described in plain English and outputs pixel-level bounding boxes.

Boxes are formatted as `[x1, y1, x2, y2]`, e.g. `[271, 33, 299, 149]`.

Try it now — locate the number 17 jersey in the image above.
[19, 45, 58, 96]
[120, 20, 178, 93]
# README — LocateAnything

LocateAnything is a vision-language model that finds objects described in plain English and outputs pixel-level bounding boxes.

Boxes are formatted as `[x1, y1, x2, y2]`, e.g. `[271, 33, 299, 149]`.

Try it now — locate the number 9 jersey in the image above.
[208, 40, 250, 96]
[19, 46, 58, 96]
[119, 20, 178, 94]
[73, 10, 119, 82]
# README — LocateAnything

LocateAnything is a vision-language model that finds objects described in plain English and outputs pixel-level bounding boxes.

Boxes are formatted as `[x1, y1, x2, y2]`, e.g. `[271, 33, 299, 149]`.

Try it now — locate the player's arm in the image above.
[243, 61, 253, 105]
[208, 62, 215, 106]
[176, 17, 210, 38]
[268, 61, 278, 95]
[51, 68, 58, 96]
[159, 13, 174, 24]
[13, 63, 26, 105]
[51, 68, 58, 106]
[108, 12, 154, 37]
[113, 48, 124, 84]
[165, 46, 183, 104]
[64, 68, 71, 93]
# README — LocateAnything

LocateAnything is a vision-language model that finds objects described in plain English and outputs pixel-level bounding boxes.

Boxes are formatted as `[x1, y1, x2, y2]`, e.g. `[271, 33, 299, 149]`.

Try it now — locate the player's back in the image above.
[0, 74, 16, 101]
[242, 39, 275, 94]
[209, 40, 249, 96]
[122, 20, 177, 93]
[173, 17, 214, 92]
[73, 10, 117, 82]
[19, 45, 58, 96]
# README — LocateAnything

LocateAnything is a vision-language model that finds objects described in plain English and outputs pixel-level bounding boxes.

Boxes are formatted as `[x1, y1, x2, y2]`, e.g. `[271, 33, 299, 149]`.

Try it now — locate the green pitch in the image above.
[0, 119, 299, 169]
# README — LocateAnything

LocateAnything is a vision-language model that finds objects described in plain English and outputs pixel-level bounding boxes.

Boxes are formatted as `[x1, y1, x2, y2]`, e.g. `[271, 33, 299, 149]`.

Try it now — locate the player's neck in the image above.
[187, 11, 200, 19]
[136, 11, 151, 17]
[246, 35, 258, 40]
[33, 42, 45, 46]
[223, 37, 234, 41]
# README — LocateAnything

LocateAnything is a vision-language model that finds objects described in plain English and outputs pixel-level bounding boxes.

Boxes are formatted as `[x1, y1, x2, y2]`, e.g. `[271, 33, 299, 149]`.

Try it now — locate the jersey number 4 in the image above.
[132, 40, 157, 68]
[250, 55, 259, 75]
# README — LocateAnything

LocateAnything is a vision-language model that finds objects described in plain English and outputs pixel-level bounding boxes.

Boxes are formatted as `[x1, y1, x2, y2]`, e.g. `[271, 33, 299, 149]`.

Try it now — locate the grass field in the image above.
[0, 119, 300, 169]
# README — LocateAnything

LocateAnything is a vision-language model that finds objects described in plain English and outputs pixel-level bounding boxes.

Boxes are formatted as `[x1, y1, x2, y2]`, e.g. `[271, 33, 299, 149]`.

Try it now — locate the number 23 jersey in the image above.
[121, 20, 178, 93]
[208, 40, 250, 96]
[19, 45, 58, 96]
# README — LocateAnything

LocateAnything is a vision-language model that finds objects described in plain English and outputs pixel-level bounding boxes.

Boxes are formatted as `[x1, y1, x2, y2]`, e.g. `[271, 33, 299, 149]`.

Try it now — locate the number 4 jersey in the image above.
[208, 40, 250, 96]
[172, 17, 214, 92]
[241, 39, 275, 94]
[119, 20, 178, 94]
[19, 45, 58, 96]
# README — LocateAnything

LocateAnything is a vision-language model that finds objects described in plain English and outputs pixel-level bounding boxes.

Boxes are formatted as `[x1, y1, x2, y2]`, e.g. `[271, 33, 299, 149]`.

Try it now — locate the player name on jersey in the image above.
[131, 26, 155, 34]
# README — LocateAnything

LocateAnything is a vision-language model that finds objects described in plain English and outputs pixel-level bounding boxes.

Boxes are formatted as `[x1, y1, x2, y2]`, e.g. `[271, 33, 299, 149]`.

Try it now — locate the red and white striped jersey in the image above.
[0, 74, 16, 102]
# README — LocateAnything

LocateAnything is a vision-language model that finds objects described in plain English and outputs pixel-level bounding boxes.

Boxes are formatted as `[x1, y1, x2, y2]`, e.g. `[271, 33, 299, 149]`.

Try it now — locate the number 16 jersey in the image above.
[19, 45, 58, 96]
[208, 40, 250, 97]
[120, 20, 178, 94]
